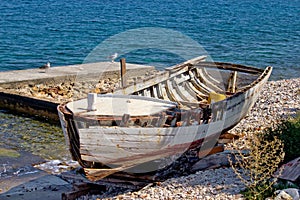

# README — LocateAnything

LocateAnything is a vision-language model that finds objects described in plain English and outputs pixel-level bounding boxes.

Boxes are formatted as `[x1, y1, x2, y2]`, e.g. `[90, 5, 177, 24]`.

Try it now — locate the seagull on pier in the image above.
[39, 62, 51, 72]
[108, 53, 118, 63]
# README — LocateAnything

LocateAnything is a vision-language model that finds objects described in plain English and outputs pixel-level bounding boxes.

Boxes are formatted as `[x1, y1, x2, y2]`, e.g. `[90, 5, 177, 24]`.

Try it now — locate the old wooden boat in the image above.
[58, 56, 272, 181]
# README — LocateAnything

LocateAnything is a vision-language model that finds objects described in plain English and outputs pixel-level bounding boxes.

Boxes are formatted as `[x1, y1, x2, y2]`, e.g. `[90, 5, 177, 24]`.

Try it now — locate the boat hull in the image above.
[57, 59, 272, 181]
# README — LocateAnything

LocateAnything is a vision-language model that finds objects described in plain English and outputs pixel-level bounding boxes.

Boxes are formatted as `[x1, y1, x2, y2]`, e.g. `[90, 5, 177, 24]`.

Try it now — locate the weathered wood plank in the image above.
[79, 137, 173, 150]
[176, 83, 198, 102]
[84, 166, 134, 181]
[275, 157, 300, 182]
[114, 71, 170, 95]
[198, 144, 224, 158]
[165, 80, 184, 104]
[114, 56, 207, 98]
[171, 80, 190, 102]
[196, 68, 224, 93]
[160, 82, 171, 101]
[143, 88, 151, 97]
[120, 58, 127, 87]
[227, 71, 237, 93]
[189, 72, 211, 95]
[120, 114, 130, 127]
[68, 94, 177, 117]
[165, 55, 207, 71]
[81, 142, 189, 166]
[195, 62, 264, 74]
[183, 81, 208, 99]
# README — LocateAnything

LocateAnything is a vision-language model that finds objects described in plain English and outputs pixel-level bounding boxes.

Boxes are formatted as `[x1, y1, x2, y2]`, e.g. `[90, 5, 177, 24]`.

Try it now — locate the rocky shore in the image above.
[1, 70, 159, 103]
[1, 78, 299, 200]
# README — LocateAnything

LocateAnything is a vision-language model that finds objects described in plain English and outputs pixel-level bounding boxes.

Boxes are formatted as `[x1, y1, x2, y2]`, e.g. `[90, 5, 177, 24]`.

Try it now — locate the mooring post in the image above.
[120, 58, 127, 88]
[87, 93, 97, 111]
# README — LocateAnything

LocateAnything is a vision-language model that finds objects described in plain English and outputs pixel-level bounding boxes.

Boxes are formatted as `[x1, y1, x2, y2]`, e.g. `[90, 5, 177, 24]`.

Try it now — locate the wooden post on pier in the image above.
[120, 58, 127, 88]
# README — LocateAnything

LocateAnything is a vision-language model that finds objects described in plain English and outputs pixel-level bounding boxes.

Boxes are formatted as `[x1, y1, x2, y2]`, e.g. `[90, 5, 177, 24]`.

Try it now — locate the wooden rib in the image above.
[196, 68, 224, 92]
[172, 73, 199, 101]
[227, 71, 238, 93]
[120, 114, 130, 127]
[198, 68, 225, 92]
[183, 81, 207, 100]
[149, 86, 155, 98]
[151, 85, 159, 98]
[188, 71, 212, 95]
[143, 88, 151, 97]
[177, 101, 203, 108]
[231, 71, 237, 93]
[170, 81, 190, 102]
[136, 91, 143, 96]
[114, 57, 206, 96]
[155, 84, 163, 99]
[165, 80, 184, 105]
[197, 67, 222, 85]
[176, 83, 198, 102]
[191, 72, 215, 93]
[159, 82, 171, 101]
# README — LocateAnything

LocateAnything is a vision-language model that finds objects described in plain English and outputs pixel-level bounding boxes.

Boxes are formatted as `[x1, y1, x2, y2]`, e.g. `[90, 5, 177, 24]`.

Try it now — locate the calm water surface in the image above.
[0, 110, 69, 160]
[0, 0, 299, 78]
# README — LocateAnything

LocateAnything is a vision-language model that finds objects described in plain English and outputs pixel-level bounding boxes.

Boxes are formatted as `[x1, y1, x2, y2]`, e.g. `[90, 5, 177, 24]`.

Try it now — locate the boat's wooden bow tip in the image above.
[84, 164, 135, 181]
[84, 168, 122, 181]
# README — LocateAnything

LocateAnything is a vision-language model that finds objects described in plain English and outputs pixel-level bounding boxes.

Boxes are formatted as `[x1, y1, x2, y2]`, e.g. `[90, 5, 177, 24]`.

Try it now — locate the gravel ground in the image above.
[229, 78, 300, 135]
[100, 168, 246, 200]
[78, 78, 300, 200]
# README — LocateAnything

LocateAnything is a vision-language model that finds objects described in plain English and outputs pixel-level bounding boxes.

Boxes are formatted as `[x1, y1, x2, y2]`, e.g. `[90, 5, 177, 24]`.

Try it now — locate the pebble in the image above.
[274, 190, 294, 200]
[275, 188, 300, 200]
[228, 78, 300, 138]
[94, 168, 246, 200]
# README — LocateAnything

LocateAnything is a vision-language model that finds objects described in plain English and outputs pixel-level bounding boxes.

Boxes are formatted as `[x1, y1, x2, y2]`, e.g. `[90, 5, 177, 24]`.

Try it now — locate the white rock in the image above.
[274, 190, 293, 200]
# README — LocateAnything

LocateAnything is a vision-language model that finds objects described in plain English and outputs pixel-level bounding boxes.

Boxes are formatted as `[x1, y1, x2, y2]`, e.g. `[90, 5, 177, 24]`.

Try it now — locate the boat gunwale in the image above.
[114, 60, 267, 97]
[59, 65, 272, 125]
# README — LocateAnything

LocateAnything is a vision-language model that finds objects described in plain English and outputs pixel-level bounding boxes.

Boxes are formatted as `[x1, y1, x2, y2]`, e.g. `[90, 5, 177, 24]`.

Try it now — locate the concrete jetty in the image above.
[0, 61, 155, 122]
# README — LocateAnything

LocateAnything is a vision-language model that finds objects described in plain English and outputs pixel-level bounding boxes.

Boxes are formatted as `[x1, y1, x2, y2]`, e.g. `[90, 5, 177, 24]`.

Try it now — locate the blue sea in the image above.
[0, 0, 299, 79]
[0, 0, 299, 175]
